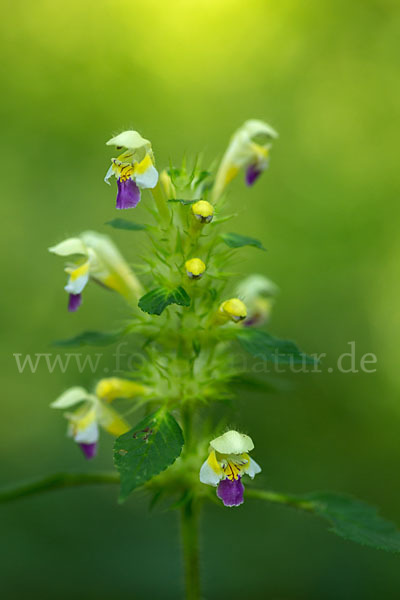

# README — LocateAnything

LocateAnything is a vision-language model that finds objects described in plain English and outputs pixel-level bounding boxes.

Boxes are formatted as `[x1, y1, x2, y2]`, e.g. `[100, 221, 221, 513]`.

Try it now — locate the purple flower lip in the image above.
[243, 312, 264, 327]
[245, 164, 263, 186]
[217, 476, 244, 507]
[116, 178, 141, 209]
[79, 442, 97, 460]
[68, 293, 82, 312]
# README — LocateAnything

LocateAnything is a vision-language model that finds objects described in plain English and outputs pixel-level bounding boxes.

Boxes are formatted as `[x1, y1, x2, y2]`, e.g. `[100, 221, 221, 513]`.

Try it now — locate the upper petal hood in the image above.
[210, 430, 254, 455]
[48, 238, 87, 257]
[106, 130, 152, 152]
[51, 386, 92, 409]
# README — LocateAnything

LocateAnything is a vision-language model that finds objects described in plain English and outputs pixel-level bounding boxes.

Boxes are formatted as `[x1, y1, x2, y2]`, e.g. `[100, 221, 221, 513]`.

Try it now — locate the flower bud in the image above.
[95, 378, 147, 402]
[185, 258, 206, 279]
[191, 200, 214, 223]
[218, 298, 247, 323]
[160, 169, 176, 199]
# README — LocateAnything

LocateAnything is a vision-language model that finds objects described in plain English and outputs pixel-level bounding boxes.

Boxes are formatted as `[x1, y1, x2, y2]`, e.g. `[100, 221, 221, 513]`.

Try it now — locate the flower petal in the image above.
[135, 163, 159, 189]
[51, 386, 91, 409]
[79, 442, 97, 460]
[96, 402, 131, 437]
[217, 477, 244, 507]
[95, 378, 147, 402]
[199, 457, 222, 486]
[80, 231, 143, 300]
[64, 264, 90, 295]
[245, 163, 263, 186]
[74, 420, 99, 444]
[104, 164, 115, 184]
[116, 178, 141, 209]
[48, 238, 87, 257]
[106, 130, 151, 151]
[210, 430, 254, 455]
[246, 457, 262, 479]
[68, 293, 82, 312]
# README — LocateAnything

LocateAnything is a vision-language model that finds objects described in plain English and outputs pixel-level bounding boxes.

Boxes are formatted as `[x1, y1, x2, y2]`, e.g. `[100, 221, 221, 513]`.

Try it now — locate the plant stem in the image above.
[0, 471, 119, 503]
[180, 498, 201, 600]
[151, 181, 170, 224]
[246, 488, 315, 511]
[181, 403, 193, 454]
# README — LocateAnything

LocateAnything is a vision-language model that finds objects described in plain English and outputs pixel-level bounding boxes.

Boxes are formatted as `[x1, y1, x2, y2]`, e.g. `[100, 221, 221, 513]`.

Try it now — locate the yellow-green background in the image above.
[2, 0, 400, 597]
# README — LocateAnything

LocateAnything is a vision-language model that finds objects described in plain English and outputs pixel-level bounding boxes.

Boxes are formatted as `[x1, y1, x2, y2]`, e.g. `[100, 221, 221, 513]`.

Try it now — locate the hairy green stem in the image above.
[246, 488, 315, 511]
[181, 404, 193, 454]
[181, 498, 201, 600]
[0, 472, 119, 503]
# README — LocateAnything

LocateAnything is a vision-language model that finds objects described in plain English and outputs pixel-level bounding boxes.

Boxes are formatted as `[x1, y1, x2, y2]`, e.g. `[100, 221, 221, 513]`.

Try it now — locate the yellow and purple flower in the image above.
[236, 274, 279, 327]
[199, 430, 261, 507]
[49, 231, 143, 312]
[105, 130, 159, 209]
[212, 119, 278, 200]
[51, 378, 148, 459]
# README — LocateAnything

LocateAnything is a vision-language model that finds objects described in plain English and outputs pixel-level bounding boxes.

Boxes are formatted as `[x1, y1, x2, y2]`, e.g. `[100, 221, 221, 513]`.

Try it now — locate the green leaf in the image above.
[167, 199, 198, 205]
[220, 232, 266, 251]
[307, 492, 400, 553]
[236, 328, 316, 365]
[105, 218, 147, 231]
[250, 489, 400, 554]
[53, 329, 125, 347]
[114, 409, 184, 502]
[138, 286, 191, 315]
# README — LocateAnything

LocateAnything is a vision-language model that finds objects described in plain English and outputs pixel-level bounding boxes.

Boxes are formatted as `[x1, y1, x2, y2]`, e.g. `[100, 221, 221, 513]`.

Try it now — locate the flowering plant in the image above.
[2, 120, 400, 599]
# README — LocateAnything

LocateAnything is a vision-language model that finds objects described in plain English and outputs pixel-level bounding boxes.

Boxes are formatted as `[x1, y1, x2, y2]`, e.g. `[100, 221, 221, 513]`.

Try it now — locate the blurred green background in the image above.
[2, 0, 400, 597]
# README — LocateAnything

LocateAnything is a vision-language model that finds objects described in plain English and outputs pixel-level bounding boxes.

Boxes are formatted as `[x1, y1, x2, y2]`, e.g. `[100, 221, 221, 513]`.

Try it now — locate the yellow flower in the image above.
[49, 231, 143, 312]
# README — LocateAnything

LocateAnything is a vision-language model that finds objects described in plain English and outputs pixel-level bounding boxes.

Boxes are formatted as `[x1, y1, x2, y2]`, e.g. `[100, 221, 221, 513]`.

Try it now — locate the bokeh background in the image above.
[1, 0, 400, 597]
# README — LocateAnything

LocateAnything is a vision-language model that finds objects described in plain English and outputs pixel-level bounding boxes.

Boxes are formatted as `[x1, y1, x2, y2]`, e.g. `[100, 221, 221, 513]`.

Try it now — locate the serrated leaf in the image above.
[236, 328, 316, 365]
[53, 328, 126, 347]
[220, 232, 266, 251]
[250, 489, 400, 553]
[138, 286, 191, 315]
[307, 492, 400, 553]
[105, 218, 147, 231]
[114, 409, 184, 502]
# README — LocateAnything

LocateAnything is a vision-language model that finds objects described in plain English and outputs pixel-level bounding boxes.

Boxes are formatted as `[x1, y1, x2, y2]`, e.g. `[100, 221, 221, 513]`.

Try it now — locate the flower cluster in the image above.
[49, 119, 278, 507]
